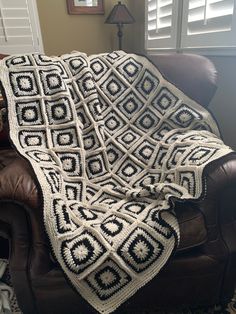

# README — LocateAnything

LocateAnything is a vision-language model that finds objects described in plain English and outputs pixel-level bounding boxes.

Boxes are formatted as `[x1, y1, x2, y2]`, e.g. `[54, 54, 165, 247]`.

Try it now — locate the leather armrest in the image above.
[0, 200, 53, 279]
[0, 154, 39, 209]
[0, 155, 52, 278]
[188, 153, 236, 259]
[0, 202, 44, 314]
[149, 53, 217, 107]
[198, 153, 236, 224]
[194, 153, 236, 299]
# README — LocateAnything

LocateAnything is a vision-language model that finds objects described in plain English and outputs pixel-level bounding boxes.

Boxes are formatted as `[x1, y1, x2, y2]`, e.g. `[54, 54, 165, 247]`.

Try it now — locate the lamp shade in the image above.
[105, 1, 135, 24]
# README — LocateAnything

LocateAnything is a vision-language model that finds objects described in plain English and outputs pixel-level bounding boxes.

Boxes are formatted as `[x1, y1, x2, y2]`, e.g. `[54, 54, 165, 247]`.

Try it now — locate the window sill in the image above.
[146, 47, 236, 57]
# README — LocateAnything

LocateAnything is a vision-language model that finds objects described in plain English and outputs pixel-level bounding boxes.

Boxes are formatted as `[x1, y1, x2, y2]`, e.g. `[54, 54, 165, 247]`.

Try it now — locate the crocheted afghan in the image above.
[0, 51, 233, 313]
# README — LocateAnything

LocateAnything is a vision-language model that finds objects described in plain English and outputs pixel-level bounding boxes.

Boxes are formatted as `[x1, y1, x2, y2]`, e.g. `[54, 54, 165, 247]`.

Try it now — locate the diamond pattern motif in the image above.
[64, 55, 88, 75]
[61, 231, 106, 275]
[181, 146, 218, 166]
[117, 92, 144, 119]
[16, 100, 44, 126]
[150, 122, 173, 141]
[7, 55, 33, 67]
[151, 87, 178, 115]
[133, 139, 156, 165]
[65, 181, 84, 201]
[85, 259, 131, 300]
[104, 110, 126, 135]
[116, 157, 144, 183]
[134, 108, 160, 132]
[83, 129, 102, 151]
[116, 57, 143, 83]
[57, 152, 82, 177]
[26, 150, 56, 165]
[10, 71, 39, 97]
[115, 128, 141, 150]
[118, 200, 147, 218]
[169, 105, 203, 128]
[39, 69, 66, 95]
[51, 127, 79, 148]
[106, 140, 125, 168]
[90, 58, 109, 81]
[19, 130, 48, 148]
[117, 227, 164, 273]
[76, 72, 97, 98]
[136, 70, 159, 99]
[45, 97, 73, 125]
[86, 152, 108, 179]
[95, 215, 131, 244]
[101, 73, 127, 101]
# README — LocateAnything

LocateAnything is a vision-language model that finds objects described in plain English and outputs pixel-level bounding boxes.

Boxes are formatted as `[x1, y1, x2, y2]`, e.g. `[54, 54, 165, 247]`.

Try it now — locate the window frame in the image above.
[0, 0, 44, 54]
[145, 0, 236, 56]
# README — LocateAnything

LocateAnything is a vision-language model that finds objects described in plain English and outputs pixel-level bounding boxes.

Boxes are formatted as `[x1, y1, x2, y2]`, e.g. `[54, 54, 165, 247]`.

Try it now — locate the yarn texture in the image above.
[0, 51, 233, 314]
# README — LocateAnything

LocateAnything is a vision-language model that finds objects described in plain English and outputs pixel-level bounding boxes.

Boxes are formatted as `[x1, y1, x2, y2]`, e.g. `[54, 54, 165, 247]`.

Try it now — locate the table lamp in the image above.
[105, 1, 135, 50]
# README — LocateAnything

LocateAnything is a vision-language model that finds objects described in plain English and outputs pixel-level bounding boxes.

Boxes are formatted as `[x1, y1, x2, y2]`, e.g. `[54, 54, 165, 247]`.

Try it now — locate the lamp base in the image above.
[117, 24, 123, 50]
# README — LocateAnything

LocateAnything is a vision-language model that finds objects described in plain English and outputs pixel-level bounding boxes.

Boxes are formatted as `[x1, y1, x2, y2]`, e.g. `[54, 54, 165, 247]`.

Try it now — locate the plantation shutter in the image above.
[145, 0, 179, 50]
[0, 0, 44, 54]
[181, 0, 236, 49]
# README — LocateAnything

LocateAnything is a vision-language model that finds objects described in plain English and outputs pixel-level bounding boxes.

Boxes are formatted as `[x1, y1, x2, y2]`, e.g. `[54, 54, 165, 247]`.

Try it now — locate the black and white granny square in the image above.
[0, 51, 233, 314]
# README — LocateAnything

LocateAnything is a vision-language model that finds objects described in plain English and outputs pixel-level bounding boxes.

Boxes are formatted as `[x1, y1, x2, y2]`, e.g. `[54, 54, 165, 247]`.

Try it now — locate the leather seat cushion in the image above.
[0, 149, 39, 209]
[175, 202, 207, 251]
[0, 149, 207, 252]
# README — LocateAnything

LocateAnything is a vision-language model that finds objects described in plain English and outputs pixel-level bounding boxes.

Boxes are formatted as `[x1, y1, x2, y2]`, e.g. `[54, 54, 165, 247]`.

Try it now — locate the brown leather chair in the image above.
[0, 53, 236, 314]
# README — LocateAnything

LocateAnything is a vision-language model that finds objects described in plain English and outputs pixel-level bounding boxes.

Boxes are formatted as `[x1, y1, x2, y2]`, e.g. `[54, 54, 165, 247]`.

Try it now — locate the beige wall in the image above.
[36, 0, 128, 56]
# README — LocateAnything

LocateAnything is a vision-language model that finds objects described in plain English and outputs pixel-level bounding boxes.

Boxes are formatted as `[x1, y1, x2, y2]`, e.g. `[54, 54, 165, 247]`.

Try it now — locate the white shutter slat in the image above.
[189, 0, 206, 10]
[158, 0, 173, 7]
[148, 10, 157, 23]
[0, 36, 33, 45]
[188, 6, 206, 23]
[0, 18, 30, 28]
[1, 8, 29, 18]
[0, 26, 31, 36]
[0, 0, 43, 54]
[181, 0, 236, 49]
[188, 0, 234, 22]
[158, 4, 172, 21]
[208, 0, 234, 19]
[0, 0, 27, 8]
[188, 15, 233, 34]
[145, 0, 178, 50]
[158, 15, 172, 29]
[148, 26, 172, 39]
[148, 20, 158, 31]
